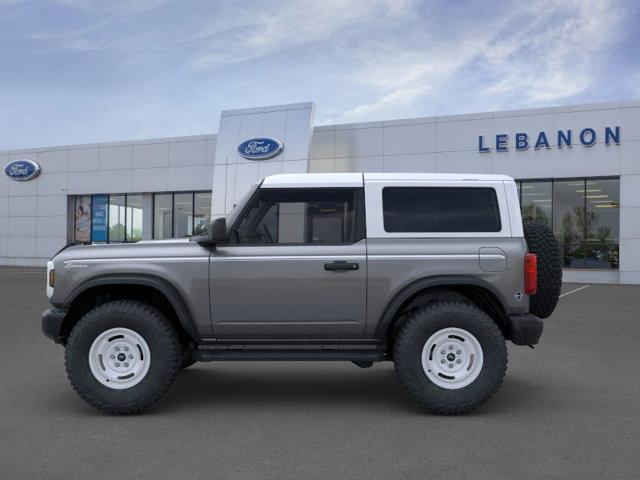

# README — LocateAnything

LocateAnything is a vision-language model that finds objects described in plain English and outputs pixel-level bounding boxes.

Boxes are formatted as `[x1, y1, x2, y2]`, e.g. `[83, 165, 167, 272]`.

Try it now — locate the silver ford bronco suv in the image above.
[42, 173, 562, 415]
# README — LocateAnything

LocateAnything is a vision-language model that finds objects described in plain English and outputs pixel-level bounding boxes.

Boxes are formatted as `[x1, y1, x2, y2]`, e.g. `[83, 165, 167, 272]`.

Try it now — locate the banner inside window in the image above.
[74, 196, 91, 243]
[91, 195, 108, 242]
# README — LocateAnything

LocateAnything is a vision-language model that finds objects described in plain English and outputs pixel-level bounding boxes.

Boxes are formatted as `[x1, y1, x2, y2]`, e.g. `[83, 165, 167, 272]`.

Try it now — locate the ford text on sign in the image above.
[237, 138, 283, 160]
[4, 159, 41, 181]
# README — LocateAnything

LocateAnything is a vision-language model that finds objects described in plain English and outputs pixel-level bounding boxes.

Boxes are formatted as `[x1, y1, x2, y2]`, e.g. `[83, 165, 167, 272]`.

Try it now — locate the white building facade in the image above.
[2, 100, 639, 284]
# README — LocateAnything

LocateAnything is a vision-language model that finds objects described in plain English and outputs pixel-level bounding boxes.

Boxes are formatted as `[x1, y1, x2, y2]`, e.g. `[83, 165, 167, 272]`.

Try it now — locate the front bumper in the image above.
[42, 308, 68, 344]
[506, 313, 543, 346]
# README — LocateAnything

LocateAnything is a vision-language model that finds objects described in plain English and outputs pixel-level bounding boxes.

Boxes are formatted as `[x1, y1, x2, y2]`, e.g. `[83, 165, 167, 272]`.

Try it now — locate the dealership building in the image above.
[1, 100, 639, 284]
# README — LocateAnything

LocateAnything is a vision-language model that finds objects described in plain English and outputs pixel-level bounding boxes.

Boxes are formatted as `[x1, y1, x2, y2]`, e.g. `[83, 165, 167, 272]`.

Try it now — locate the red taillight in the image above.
[524, 253, 537, 295]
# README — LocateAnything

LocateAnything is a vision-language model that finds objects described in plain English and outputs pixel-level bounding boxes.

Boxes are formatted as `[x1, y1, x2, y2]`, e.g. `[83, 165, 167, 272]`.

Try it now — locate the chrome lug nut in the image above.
[456, 350, 461, 355]
[115, 362, 120, 367]
[456, 359, 461, 364]
[110, 354, 115, 359]
[129, 354, 133, 359]
[115, 347, 120, 352]
[448, 364, 454, 368]
[441, 359, 445, 364]
[124, 347, 129, 352]
[440, 350, 445, 355]
[124, 362, 129, 367]
[449, 346, 454, 350]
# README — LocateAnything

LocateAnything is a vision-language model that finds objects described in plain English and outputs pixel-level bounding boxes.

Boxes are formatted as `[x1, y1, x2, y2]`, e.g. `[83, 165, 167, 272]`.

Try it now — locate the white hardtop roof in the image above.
[261, 172, 514, 188]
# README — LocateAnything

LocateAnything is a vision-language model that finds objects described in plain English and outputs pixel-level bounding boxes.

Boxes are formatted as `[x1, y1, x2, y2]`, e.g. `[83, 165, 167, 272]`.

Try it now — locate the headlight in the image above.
[46, 261, 55, 298]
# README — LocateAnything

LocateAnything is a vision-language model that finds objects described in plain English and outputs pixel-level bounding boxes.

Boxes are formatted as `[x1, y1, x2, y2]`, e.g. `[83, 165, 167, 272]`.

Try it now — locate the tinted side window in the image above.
[232, 189, 357, 245]
[383, 187, 501, 232]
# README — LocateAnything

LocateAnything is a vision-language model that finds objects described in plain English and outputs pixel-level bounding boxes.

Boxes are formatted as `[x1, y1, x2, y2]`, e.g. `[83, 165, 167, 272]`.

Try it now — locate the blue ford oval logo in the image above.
[4, 159, 41, 181]
[237, 137, 283, 160]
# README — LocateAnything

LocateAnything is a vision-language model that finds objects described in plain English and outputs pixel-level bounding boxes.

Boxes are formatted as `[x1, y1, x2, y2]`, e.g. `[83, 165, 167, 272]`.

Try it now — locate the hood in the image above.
[55, 237, 196, 262]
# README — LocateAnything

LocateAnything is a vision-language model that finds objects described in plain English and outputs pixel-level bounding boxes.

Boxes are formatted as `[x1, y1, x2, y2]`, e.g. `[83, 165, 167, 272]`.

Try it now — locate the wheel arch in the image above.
[60, 274, 198, 345]
[376, 275, 510, 341]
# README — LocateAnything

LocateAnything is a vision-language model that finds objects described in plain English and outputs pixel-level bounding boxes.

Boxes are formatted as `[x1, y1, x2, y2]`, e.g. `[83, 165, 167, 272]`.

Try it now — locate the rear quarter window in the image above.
[382, 187, 502, 233]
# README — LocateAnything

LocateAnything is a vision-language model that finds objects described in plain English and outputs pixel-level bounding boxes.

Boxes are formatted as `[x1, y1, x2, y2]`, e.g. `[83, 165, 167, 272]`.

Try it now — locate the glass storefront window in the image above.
[174, 193, 193, 238]
[75, 191, 211, 243]
[584, 244, 619, 270]
[520, 181, 552, 227]
[154, 194, 172, 239]
[553, 180, 586, 245]
[152, 191, 211, 239]
[108, 195, 126, 242]
[561, 244, 586, 269]
[194, 192, 212, 236]
[585, 178, 619, 269]
[585, 179, 619, 244]
[126, 194, 143, 242]
[517, 177, 620, 270]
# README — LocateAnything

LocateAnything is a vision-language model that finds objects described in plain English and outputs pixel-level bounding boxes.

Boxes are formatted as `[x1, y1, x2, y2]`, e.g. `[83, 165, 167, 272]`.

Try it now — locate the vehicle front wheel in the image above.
[65, 300, 181, 415]
[393, 301, 507, 415]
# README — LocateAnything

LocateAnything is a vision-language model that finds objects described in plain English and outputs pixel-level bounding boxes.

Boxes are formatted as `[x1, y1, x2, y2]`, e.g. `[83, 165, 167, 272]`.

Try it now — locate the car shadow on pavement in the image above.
[159, 363, 412, 413]
[43, 363, 549, 417]
[145, 363, 548, 417]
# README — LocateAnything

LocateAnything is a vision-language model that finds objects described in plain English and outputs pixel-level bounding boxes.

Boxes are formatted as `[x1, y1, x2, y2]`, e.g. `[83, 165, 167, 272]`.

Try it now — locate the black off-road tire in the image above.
[65, 300, 181, 415]
[394, 301, 507, 415]
[523, 221, 562, 319]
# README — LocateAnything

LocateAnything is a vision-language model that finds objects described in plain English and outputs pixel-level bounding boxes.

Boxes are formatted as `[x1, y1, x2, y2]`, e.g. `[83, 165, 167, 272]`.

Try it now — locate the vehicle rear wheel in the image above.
[394, 301, 507, 415]
[65, 300, 181, 414]
[523, 221, 562, 319]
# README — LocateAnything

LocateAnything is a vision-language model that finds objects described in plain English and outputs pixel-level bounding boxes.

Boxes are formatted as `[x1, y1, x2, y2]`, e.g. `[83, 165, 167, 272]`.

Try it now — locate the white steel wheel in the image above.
[421, 327, 484, 390]
[88, 327, 151, 390]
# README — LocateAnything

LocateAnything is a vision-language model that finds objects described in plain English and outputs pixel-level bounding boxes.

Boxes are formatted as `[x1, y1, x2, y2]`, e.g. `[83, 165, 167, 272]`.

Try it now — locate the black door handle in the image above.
[324, 261, 359, 271]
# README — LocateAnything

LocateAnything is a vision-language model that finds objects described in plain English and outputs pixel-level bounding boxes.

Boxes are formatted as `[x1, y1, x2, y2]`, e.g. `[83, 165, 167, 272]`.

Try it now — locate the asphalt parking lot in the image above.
[1, 267, 639, 479]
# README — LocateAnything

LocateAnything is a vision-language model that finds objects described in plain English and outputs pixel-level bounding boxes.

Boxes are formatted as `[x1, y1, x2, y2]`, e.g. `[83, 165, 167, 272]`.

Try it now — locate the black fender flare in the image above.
[375, 275, 508, 338]
[62, 274, 199, 340]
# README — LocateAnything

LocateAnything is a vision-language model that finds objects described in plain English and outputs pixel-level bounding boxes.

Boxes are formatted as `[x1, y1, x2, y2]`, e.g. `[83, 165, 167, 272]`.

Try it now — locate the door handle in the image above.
[324, 260, 359, 271]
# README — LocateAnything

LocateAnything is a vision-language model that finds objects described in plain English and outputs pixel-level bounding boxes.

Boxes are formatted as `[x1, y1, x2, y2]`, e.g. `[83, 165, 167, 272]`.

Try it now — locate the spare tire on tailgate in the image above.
[523, 222, 562, 319]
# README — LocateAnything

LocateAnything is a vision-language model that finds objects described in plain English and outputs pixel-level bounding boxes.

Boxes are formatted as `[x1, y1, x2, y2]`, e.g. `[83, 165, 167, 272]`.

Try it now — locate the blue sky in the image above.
[1, 0, 639, 150]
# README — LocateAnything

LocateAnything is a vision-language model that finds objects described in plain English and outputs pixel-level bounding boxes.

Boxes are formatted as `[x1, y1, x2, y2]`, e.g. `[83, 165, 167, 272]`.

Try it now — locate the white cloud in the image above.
[482, 0, 621, 104]
[0, 0, 634, 149]
[191, 0, 415, 69]
[337, 36, 493, 121]
[334, 0, 625, 122]
[51, 0, 171, 13]
[339, 85, 429, 121]
[22, 0, 415, 65]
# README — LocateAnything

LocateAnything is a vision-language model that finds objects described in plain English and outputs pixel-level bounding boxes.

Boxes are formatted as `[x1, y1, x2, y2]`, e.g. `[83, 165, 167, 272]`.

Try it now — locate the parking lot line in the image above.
[559, 284, 590, 298]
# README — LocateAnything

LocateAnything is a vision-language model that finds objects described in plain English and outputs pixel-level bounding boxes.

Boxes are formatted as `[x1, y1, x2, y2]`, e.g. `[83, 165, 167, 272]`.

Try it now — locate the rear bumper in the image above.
[41, 308, 68, 344]
[506, 313, 543, 346]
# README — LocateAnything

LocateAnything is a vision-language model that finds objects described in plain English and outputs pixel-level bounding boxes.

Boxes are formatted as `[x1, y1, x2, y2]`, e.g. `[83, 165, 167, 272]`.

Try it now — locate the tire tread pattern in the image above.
[523, 221, 562, 319]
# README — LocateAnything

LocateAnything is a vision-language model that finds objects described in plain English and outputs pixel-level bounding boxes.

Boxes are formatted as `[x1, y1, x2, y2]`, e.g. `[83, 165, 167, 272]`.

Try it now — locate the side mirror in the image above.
[209, 217, 227, 243]
[194, 217, 226, 246]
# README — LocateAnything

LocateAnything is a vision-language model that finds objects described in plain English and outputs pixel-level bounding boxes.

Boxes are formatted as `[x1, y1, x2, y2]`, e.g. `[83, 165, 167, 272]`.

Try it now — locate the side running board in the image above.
[193, 346, 387, 362]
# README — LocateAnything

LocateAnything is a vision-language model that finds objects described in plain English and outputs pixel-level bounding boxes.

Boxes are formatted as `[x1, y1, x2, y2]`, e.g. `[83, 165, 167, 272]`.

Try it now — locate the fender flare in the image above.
[375, 275, 508, 338]
[62, 274, 199, 339]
